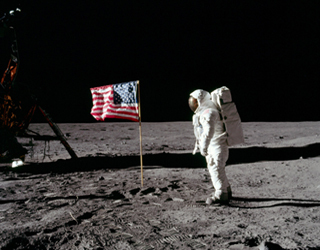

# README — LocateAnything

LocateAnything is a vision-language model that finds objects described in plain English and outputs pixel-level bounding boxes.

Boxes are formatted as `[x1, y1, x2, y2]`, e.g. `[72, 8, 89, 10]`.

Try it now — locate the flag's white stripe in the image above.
[91, 105, 139, 114]
[107, 105, 138, 111]
[92, 95, 113, 101]
[91, 89, 113, 95]
[91, 108, 139, 115]
[91, 86, 113, 93]
[92, 99, 113, 105]
[92, 94, 113, 102]
[93, 103, 138, 109]
[91, 91, 112, 96]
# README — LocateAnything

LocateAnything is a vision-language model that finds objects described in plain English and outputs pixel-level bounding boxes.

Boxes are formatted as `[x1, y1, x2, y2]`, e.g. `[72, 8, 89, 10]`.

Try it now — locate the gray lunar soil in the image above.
[1, 121, 320, 249]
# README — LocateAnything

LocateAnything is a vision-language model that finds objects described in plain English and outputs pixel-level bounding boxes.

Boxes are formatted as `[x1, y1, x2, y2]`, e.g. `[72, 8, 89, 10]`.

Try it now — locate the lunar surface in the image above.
[1, 121, 320, 249]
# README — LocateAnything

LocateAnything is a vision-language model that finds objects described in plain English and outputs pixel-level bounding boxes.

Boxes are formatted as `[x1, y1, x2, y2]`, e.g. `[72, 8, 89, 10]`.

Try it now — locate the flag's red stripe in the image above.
[92, 115, 139, 121]
[92, 95, 113, 101]
[92, 104, 138, 111]
[92, 94, 113, 101]
[91, 112, 139, 121]
[93, 99, 113, 104]
[91, 116, 139, 122]
[92, 98, 113, 105]
[91, 109, 138, 116]
[91, 90, 113, 96]
[90, 85, 113, 91]
[93, 115, 139, 122]
[108, 105, 138, 111]
[91, 106, 138, 111]
[91, 110, 138, 117]
[91, 89, 113, 99]
[91, 108, 139, 116]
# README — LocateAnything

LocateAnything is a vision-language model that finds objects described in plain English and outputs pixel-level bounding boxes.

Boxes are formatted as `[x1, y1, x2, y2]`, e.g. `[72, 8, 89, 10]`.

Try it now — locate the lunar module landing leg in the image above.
[1, 8, 77, 162]
[38, 106, 78, 159]
[13, 103, 78, 160]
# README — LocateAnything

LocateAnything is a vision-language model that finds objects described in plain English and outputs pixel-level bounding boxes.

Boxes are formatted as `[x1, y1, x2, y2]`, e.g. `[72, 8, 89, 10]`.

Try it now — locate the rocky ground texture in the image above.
[1, 122, 320, 249]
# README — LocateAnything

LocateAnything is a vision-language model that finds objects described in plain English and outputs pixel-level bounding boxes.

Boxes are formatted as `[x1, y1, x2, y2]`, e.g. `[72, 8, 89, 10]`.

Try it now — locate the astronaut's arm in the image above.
[192, 115, 200, 155]
[199, 113, 215, 156]
[192, 140, 199, 155]
[192, 126, 200, 155]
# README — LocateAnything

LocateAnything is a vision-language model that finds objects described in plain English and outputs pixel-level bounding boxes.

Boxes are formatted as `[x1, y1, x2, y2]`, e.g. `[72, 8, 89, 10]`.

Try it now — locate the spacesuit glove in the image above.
[200, 147, 208, 157]
[192, 141, 199, 155]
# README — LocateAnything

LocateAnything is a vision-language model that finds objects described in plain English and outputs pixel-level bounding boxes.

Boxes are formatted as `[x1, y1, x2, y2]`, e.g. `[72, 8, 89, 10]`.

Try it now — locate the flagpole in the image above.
[137, 80, 143, 187]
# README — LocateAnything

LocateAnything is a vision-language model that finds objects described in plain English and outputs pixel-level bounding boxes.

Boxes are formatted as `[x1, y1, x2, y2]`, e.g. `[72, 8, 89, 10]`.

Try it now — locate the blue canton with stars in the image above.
[113, 81, 137, 104]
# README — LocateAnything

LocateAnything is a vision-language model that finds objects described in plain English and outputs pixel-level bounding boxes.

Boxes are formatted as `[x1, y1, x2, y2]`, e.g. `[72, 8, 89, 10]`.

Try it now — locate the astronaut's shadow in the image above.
[229, 196, 320, 209]
[227, 142, 320, 165]
[226, 143, 320, 208]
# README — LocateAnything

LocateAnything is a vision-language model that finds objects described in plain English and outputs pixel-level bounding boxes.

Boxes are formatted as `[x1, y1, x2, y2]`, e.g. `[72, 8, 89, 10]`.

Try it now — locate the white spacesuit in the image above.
[189, 89, 232, 204]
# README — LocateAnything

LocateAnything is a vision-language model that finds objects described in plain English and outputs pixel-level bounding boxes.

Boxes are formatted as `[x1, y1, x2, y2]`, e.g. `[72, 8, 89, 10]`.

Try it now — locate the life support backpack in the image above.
[211, 86, 244, 146]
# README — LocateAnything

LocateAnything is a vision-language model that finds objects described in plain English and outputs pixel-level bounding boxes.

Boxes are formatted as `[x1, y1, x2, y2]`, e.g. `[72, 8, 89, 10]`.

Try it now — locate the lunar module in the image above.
[0, 8, 77, 165]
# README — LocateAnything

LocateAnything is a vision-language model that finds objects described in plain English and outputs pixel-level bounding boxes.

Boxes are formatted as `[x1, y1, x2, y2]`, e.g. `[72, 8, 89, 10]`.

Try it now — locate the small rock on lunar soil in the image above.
[1, 122, 320, 249]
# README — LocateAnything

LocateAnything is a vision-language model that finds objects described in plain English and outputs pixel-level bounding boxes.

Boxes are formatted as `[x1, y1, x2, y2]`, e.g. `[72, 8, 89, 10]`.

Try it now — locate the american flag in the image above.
[90, 81, 139, 122]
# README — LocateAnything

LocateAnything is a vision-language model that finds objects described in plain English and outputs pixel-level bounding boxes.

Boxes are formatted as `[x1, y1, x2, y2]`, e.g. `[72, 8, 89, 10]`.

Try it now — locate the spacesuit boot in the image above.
[206, 189, 231, 205]
[207, 187, 232, 205]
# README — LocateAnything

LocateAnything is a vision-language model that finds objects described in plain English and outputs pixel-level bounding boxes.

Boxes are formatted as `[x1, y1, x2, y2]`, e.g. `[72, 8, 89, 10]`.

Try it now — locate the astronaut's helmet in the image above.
[188, 96, 198, 112]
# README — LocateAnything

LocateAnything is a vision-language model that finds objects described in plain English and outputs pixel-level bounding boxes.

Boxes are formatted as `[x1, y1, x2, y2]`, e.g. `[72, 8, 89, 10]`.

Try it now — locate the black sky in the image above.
[1, 1, 319, 122]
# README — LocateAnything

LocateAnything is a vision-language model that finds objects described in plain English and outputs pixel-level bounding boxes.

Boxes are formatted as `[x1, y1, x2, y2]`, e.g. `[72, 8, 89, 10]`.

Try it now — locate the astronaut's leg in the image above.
[206, 143, 231, 204]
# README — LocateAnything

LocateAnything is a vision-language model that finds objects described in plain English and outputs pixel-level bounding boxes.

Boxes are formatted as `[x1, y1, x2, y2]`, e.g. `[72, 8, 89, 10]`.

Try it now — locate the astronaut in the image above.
[189, 89, 232, 204]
